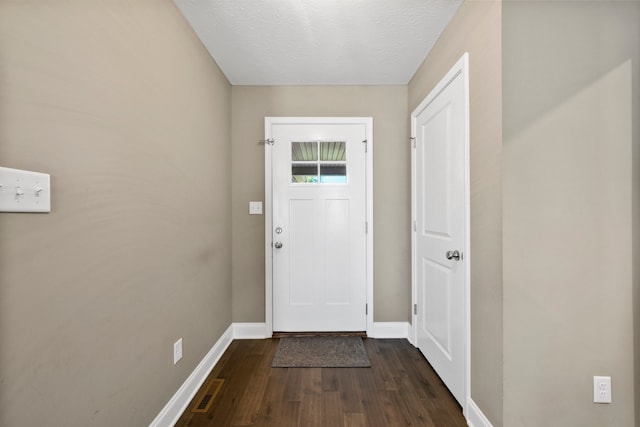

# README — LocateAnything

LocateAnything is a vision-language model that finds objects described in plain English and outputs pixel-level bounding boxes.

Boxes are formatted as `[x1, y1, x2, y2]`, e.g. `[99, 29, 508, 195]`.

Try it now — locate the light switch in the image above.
[249, 201, 263, 215]
[0, 167, 51, 213]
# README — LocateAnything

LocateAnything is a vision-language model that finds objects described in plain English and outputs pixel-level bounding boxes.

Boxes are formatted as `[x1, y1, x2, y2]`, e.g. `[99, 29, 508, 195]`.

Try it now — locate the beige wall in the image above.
[0, 1, 232, 426]
[503, 1, 639, 426]
[231, 86, 409, 323]
[408, 1, 504, 424]
[3, 1, 637, 426]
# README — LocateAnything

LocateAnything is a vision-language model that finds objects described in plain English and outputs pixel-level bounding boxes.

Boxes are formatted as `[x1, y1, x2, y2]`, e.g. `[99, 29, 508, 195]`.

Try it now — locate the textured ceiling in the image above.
[173, 0, 463, 85]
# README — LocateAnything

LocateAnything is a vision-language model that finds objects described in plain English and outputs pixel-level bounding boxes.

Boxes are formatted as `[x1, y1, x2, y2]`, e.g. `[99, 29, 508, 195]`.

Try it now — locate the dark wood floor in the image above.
[175, 338, 466, 426]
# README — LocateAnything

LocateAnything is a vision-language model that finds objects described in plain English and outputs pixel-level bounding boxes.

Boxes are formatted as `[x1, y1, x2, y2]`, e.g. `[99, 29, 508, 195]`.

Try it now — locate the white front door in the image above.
[266, 118, 370, 332]
[412, 54, 469, 407]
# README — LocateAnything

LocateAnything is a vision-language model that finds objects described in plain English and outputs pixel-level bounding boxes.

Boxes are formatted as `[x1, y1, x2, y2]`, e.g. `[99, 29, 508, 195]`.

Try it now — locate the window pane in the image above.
[320, 163, 346, 183]
[292, 141, 317, 161]
[320, 141, 346, 161]
[292, 163, 318, 183]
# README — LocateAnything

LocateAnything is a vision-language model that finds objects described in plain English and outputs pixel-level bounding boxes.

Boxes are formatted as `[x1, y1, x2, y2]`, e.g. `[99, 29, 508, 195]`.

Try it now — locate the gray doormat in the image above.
[272, 336, 371, 368]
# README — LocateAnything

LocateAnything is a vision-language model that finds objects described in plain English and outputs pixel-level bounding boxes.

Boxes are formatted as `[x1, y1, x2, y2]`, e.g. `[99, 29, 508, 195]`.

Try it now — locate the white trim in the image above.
[233, 322, 268, 339]
[264, 117, 374, 336]
[364, 118, 375, 336]
[236, 322, 409, 340]
[149, 325, 234, 427]
[410, 52, 471, 416]
[371, 322, 410, 339]
[235, 322, 408, 339]
[264, 123, 274, 336]
[466, 398, 493, 427]
[462, 52, 472, 423]
[406, 329, 417, 347]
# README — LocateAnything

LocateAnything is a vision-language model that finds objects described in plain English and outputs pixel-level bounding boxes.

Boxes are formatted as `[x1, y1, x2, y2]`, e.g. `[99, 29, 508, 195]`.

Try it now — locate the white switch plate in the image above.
[593, 376, 612, 403]
[249, 201, 263, 215]
[0, 167, 51, 213]
[173, 338, 183, 365]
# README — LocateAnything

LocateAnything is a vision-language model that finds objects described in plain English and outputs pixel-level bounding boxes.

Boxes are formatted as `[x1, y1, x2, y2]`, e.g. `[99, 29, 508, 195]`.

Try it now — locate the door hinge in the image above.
[410, 136, 416, 148]
[413, 220, 417, 232]
[259, 138, 275, 145]
[414, 304, 417, 315]
[365, 221, 368, 234]
[362, 139, 368, 153]
[366, 303, 368, 315]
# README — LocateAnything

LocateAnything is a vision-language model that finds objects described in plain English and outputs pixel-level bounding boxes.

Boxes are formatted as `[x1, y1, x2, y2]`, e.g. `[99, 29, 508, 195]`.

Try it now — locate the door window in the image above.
[291, 141, 347, 183]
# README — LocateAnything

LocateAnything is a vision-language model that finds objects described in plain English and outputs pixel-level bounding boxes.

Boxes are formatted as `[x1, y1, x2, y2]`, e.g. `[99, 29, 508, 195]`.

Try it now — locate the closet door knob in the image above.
[445, 250, 461, 261]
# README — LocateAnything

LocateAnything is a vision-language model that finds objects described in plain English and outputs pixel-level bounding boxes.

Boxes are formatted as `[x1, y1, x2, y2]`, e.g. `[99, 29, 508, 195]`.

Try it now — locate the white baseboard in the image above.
[234, 322, 411, 339]
[407, 322, 416, 346]
[233, 322, 268, 339]
[149, 324, 233, 427]
[371, 322, 410, 339]
[466, 398, 493, 427]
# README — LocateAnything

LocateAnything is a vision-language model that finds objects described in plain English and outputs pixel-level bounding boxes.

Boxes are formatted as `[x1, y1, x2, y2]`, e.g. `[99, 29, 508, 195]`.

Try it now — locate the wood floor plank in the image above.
[283, 368, 304, 402]
[253, 365, 288, 425]
[204, 353, 257, 426]
[321, 367, 339, 392]
[300, 367, 322, 399]
[297, 395, 322, 426]
[343, 412, 367, 427]
[392, 376, 437, 426]
[378, 389, 405, 426]
[365, 339, 398, 391]
[273, 400, 301, 427]
[229, 365, 269, 425]
[353, 366, 390, 427]
[320, 390, 343, 427]
[229, 339, 281, 425]
[336, 368, 365, 413]
[174, 338, 467, 427]
[374, 339, 408, 379]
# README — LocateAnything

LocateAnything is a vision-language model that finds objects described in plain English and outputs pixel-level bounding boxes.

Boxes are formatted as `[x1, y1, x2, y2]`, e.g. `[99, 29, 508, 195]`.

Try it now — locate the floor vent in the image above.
[192, 378, 224, 413]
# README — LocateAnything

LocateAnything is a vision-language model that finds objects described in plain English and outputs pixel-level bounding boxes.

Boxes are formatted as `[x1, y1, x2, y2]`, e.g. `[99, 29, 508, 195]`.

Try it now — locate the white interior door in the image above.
[412, 54, 469, 407]
[267, 119, 369, 332]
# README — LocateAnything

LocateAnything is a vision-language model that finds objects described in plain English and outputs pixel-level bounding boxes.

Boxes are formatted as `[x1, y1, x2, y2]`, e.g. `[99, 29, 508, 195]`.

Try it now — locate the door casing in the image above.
[264, 117, 374, 336]
[411, 53, 471, 416]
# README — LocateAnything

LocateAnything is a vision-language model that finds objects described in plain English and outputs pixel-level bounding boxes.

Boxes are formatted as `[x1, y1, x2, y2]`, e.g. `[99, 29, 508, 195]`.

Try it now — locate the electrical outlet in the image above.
[593, 376, 611, 403]
[173, 338, 183, 365]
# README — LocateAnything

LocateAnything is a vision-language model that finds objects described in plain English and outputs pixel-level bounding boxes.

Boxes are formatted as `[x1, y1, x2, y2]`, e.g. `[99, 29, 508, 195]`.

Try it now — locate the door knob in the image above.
[274, 242, 283, 249]
[446, 250, 461, 261]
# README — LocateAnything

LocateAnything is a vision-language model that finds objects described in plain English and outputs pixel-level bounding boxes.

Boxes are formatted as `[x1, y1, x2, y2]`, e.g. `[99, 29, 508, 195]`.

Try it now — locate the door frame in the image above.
[410, 53, 470, 416]
[264, 117, 374, 336]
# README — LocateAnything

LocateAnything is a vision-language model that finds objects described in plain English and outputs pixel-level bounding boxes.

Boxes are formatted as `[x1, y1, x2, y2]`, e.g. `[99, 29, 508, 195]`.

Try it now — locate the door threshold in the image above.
[272, 331, 367, 338]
